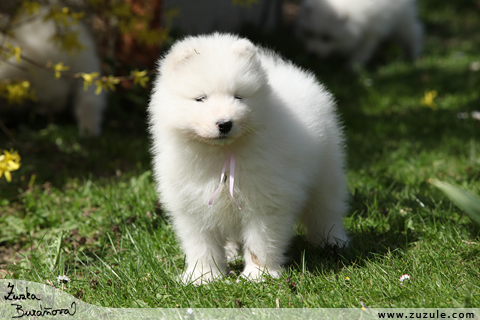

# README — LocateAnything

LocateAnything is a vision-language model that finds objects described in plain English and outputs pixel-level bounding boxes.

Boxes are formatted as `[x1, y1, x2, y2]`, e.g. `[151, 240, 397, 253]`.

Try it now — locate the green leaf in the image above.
[432, 180, 480, 225]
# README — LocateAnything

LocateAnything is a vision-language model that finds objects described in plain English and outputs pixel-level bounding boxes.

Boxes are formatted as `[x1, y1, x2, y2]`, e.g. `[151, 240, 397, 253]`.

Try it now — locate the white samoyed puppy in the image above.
[0, 10, 105, 136]
[296, 0, 423, 66]
[148, 33, 348, 284]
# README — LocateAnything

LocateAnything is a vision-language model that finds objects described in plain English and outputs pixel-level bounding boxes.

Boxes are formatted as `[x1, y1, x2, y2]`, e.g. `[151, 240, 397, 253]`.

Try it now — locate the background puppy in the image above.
[0, 9, 105, 136]
[296, 0, 423, 67]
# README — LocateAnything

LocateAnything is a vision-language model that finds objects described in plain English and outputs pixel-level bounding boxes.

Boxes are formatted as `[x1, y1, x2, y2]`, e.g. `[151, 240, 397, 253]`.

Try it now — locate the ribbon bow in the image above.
[208, 152, 241, 210]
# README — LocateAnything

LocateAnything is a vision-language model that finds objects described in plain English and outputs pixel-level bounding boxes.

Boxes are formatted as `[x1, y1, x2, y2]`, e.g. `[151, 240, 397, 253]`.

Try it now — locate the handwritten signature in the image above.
[11, 302, 76, 318]
[4, 282, 77, 318]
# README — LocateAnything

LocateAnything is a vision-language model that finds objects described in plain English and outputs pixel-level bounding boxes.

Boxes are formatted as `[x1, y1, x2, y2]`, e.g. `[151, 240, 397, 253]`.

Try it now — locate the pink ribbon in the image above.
[208, 152, 241, 210]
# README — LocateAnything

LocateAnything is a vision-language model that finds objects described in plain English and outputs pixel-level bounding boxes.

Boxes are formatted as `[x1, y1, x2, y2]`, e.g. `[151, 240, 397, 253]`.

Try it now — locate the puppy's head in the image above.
[296, 0, 354, 57]
[152, 33, 268, 146]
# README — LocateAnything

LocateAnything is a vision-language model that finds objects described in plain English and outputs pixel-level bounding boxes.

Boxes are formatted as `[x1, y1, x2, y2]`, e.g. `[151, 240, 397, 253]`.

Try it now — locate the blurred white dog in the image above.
[0, 9, 105, 136]
[149, 33, 348, 285]
[296, 0, 423, 66]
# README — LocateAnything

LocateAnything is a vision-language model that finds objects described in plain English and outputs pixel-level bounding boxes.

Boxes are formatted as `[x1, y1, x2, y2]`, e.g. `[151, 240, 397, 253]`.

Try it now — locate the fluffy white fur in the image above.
[296, 0, 423, 66]
[0, 10, 105, 136]
[149, 33, 348, 285]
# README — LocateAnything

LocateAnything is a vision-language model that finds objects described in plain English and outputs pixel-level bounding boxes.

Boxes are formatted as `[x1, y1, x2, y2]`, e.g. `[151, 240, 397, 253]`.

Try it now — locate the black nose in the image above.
[216, 120, 233, 134]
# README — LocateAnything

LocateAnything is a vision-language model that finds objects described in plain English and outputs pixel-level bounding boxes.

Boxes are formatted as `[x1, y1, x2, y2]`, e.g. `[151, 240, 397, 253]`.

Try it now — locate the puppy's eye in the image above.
[234, 95, 242, 100]
[195, 95, 206, 102]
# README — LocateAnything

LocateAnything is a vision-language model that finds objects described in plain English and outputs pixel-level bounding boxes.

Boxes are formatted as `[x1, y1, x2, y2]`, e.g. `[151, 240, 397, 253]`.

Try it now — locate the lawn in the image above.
[1, 0, 479, 308]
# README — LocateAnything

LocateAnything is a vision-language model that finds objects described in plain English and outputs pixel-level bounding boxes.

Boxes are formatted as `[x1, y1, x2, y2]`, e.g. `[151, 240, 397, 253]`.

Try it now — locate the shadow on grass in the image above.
[286, 223, 419, 276]
[0, 91, 152, 199]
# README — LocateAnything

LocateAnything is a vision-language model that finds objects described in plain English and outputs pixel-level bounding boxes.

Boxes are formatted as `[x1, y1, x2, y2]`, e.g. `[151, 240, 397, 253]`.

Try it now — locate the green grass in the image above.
[1, 0, 480, 308]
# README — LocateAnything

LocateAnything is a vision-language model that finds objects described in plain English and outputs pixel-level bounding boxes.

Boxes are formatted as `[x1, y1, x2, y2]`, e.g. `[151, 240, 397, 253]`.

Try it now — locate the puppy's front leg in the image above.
[174, 219, 227, 285]
[240, 211, 295, 281]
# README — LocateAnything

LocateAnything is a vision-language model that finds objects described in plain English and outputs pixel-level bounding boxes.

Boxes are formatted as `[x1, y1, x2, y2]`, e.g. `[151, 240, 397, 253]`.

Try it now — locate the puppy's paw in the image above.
[180, 269, 225, 286]
[239, 264, 281, 282]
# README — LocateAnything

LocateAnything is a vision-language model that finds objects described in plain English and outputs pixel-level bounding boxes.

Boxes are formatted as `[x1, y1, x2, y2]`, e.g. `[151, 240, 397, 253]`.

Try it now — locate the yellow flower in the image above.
[4, 44, 22, 63]
[94, 75, 120, 95]
[131, 69, 149, 88]
[0, 150, 21, 182]
[345, 276, 350, 280]
[421, 90, 438, 110]
[12, 47, 22, 63]
[80, 72, 99, 91]
[53, 62, 70, 79]
[2, 81, 36, 105]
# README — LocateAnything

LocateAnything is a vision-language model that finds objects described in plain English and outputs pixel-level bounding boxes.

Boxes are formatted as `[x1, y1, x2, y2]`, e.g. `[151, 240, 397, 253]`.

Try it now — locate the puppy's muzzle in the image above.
[216, 120, 233, 135]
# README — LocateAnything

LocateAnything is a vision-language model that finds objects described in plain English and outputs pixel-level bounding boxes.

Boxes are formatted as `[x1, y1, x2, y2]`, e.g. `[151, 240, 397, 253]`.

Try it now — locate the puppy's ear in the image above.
[166, 42, 198, 69]
[231, 38, 258, 59]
